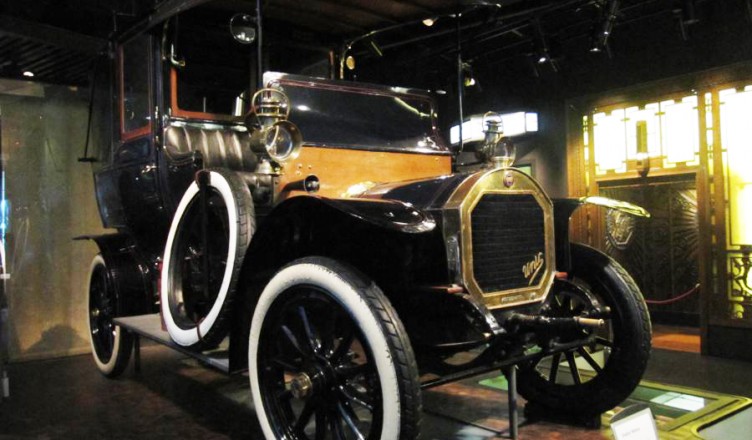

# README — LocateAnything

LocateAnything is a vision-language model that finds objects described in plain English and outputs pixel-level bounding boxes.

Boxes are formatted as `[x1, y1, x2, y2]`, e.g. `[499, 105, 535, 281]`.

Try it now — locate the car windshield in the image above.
[269, 75, 449, 154]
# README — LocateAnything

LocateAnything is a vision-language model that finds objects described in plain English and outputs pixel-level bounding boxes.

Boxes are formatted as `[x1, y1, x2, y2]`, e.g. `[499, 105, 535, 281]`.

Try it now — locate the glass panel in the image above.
[582, 115, 589, 148]
[719, 88, 752, 246]
[625, 103, 660, 159]
[661, 96, 700, 167]
[173, 8, 253, 116]
[650, 392, 708, 412]
[121, 36, 150, 134]
[590, 96, 700, 175]
[583, 116, 590, 189]
[593, 110, 628, 174]
[625, 384, 717, 423]
[0, 82, 109, 360]
[280, 82, 445, 153]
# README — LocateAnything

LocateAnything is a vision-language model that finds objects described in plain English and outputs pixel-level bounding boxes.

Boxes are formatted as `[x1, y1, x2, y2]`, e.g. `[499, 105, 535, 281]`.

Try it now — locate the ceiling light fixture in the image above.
[531, 18, 551, 65]
[590, 0, 620, 53]
[462, 62, 477, 87]
[22, 71, 34, 78]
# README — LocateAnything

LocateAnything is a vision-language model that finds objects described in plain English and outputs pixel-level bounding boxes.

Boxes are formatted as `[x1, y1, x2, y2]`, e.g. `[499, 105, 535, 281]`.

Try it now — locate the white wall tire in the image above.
[87, 254, 133, 377]
[161, 168, 254, 349]
[249, 257, 422, 440]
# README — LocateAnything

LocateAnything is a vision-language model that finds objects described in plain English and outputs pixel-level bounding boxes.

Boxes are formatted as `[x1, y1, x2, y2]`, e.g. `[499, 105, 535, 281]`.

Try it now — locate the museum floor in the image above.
[1, 326, 751, 439]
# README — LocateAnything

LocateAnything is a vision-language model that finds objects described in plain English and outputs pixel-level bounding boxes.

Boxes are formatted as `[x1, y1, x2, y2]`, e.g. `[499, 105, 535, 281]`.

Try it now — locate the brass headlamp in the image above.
[249, 88, 302, 162]
[476, 111, 516, 169]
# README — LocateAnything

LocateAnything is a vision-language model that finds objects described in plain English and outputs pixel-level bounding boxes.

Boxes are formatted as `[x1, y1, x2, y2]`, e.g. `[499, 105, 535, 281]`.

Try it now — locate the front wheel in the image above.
[517, 243, 652, 416]
[249, 257, 422, 440]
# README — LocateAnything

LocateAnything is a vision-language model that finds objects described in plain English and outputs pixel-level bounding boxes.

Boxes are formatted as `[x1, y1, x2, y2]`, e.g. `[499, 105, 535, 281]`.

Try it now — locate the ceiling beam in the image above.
[117, 0, 214, 43]
[393, 0, 445, 15]
[316, 0, 399, 24]
[0, 15, 106, 55]
[270, 0, 386, 30]
[264, 4, 368, 34]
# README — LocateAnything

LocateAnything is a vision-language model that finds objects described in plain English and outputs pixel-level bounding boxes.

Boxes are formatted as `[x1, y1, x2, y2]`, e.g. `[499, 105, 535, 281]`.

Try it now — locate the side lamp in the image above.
[248, 88, 303, 163]
[476, 112, 516, 169]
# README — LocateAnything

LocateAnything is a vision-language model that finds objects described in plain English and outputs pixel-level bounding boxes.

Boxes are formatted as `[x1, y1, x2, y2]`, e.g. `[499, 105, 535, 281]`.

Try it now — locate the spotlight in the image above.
[462, 62, 477, 87]
[590, 0, 620, 53]
[422, 17, 437, 27]
[531, 18, 551, 66]
[22, 71, 34, 78]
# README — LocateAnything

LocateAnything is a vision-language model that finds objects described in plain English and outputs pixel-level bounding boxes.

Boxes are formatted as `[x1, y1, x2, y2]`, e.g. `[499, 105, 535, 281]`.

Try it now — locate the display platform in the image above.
[116, 313, 751, 439]
[422, 373, 752, 439]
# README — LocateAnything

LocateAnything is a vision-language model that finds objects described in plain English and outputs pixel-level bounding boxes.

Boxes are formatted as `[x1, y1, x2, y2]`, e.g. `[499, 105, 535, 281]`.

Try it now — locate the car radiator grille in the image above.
[470, 193, 546, 293]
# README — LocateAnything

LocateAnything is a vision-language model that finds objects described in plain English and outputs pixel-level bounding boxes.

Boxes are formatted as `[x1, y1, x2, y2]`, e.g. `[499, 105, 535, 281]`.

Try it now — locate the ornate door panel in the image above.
[600, 178, 700, 324]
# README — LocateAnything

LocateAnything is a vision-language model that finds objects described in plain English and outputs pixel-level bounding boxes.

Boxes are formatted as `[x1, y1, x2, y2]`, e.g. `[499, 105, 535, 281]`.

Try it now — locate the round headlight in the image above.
[264, 121, 302, 162]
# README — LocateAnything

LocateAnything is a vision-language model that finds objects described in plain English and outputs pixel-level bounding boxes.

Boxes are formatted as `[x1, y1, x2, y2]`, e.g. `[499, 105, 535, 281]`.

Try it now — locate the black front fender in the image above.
[228, 195, 447, 371]
[553, 196, 650, 272]
[243, 196, 439, 279]
[318, 197, 436, 234]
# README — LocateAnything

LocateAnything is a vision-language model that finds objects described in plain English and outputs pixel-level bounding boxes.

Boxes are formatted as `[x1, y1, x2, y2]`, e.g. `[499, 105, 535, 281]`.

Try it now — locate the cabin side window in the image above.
[120, 36, 151, 138]
[169, 8, 254, 120]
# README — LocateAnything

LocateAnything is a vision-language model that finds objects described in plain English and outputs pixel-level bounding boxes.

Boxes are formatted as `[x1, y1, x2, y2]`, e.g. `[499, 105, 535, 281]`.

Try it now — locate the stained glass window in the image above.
[719, 87, 752, 247]
[588, 96, 700, 175]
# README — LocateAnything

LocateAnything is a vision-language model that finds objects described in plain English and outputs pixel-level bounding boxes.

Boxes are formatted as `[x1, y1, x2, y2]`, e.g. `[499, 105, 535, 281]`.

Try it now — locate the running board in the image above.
[114, 314, 231, 374]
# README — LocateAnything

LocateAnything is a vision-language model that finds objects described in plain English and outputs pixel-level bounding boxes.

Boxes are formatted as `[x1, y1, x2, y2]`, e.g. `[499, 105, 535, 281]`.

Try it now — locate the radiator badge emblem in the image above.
[503, 171, 515, 187]
[522, 252, 545, 285]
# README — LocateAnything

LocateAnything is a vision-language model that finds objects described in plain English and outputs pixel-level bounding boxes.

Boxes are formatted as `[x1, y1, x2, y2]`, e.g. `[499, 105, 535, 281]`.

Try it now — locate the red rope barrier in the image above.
[645, 284, 700, 305]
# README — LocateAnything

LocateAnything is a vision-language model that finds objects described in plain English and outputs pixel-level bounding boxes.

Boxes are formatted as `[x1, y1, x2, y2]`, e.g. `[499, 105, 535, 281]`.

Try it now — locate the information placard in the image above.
[611, 406, 659, 440]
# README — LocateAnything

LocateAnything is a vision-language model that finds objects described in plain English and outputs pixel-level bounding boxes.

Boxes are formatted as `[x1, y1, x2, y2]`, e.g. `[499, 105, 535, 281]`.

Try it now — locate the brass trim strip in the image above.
[580, 195, 651, 218]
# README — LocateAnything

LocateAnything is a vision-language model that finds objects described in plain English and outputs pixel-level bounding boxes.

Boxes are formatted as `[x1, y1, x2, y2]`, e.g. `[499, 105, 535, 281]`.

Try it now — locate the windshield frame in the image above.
[264, 72, 451, 156]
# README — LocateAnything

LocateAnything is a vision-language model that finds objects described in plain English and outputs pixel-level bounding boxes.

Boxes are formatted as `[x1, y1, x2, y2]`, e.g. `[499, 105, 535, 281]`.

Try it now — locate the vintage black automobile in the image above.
[83, 1, 652, 439]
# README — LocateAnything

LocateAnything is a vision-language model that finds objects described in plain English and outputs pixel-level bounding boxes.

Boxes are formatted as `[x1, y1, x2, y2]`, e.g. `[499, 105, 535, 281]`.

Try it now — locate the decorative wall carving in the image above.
[728, 253, 752, 320]
[606, 210, 636, 250]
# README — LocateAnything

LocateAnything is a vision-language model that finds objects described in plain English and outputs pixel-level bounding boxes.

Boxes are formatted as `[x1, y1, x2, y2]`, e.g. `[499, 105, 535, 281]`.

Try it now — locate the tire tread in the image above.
[194, 168, 255, 350]
[165, 168, 255, 350]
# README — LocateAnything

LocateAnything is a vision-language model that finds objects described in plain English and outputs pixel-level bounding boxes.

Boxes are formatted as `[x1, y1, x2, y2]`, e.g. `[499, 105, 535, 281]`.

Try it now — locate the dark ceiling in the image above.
[0, 0, 741, 86]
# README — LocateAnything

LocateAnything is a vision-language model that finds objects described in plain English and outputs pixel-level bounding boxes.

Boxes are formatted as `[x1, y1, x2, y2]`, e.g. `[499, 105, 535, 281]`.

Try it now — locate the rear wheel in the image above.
[517, 243, 652, 416]
[87, 254, 133, 377]
[161, 168, 254, 349]
[249, 257, 422, 440]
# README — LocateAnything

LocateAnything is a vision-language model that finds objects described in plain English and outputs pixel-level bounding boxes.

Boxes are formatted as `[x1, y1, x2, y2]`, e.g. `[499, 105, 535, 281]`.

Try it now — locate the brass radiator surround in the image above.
[446, 168, 556, 309]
